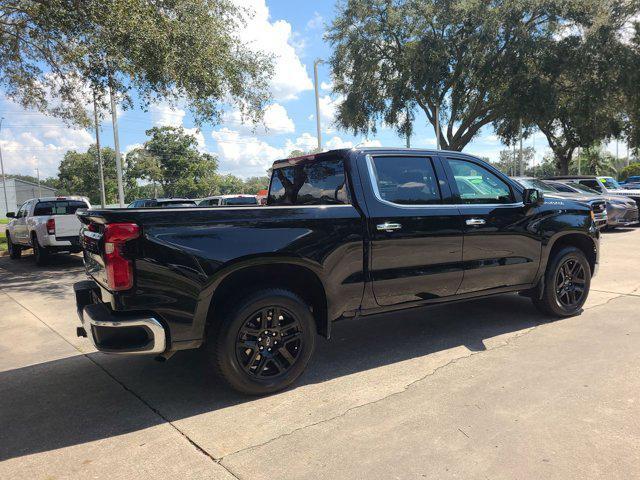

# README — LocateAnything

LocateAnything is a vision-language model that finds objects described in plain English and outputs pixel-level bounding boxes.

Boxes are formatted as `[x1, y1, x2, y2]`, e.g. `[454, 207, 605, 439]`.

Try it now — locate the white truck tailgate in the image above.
[54, 214, 82, 238]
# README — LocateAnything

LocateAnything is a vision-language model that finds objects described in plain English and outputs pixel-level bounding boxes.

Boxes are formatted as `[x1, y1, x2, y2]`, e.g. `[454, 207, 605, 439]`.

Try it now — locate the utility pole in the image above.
[313, 59, 324, 151]
[435, 104, 440, 150]
[0, 117, 8, 215]
[577, 147, 581, 175]
[109, 81, 125, 207]
[35, 167, 42, 197]
[405, 107, 411, 148]
[518, 118, 524, 176]
[627, 141, 631, 167]
[512, 142, 516, 177]
[93, 91, 107, 208]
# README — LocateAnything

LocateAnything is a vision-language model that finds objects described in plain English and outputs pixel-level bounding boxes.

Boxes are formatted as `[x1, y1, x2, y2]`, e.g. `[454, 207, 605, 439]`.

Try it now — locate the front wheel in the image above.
[213, 288, 316, 395]
[7, 234, 22, 259]
[532, 246, 591, 317]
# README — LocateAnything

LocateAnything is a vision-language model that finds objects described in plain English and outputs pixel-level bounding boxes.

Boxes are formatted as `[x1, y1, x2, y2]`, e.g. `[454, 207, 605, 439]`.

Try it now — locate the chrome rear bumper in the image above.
[74, 281, 166, 355]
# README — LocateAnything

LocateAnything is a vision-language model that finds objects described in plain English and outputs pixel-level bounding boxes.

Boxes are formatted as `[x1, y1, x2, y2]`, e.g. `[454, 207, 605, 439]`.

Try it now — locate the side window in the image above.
[369, 156, 441, 205]
[580, 180, 602, 192]
[34, 202, 54, 216]
[447, 158, 513, 204]
[17, 203, 28, 218]
[268, 159, 349, 205]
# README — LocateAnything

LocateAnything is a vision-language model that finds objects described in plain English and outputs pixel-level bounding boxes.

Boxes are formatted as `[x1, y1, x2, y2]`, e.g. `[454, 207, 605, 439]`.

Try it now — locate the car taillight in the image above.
[46, 218, 56, 235]
[103, 223, 139, 291]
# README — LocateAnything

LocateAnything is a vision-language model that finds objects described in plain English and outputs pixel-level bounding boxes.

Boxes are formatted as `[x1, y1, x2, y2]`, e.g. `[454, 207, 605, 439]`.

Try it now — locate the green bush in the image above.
[619, 163, 640, 181]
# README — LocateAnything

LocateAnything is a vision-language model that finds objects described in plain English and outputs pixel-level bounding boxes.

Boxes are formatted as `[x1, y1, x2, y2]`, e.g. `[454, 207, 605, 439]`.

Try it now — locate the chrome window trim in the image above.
[365, 154, 524, 209]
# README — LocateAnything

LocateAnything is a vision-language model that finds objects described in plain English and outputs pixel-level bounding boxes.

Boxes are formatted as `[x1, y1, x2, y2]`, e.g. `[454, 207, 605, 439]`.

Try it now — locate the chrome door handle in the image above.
[376, 222, 402, 232]
[465, 218, 486, 226]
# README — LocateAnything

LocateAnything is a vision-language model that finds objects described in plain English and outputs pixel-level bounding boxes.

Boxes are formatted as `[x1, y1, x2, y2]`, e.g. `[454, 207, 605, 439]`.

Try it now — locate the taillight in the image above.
[103, 223, 139, 291]
[46, 218, 56, 235]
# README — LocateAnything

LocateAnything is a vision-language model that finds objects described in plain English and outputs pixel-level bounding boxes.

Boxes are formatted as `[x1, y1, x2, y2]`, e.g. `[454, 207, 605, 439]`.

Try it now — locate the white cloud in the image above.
[224, 103, 295, 135]
[150, 101, 186, 127]
[124, 143, 143, 154]
[284, 132, 318, 153]
[235, 0, 313, 101]
[320, 81, 333, 91]
[318, 94, 342, 133]
[183, 127, 207, 152]
[211, 127, 285, 176]
[0, 110, 93, 178]
[325, 136, 353, 149]
[307, 12, 323, 30]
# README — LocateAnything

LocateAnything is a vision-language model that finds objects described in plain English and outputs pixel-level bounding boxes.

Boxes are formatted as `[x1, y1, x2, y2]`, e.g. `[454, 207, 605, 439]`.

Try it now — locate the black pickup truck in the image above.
[75, 148, 599, 394]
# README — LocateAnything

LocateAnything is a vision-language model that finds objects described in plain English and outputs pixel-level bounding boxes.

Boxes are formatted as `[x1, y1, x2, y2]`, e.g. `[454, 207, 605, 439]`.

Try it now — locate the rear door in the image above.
[442, 156, 541, 294]
[364, 154, 464, 306]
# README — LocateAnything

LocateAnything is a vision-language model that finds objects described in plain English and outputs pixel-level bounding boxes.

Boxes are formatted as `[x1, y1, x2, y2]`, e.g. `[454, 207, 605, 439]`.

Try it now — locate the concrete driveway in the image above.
[1, 229, 639, 479]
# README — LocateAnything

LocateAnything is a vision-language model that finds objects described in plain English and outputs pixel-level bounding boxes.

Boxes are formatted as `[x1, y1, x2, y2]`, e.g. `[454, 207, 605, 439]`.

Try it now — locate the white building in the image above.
[0, 178, 57, 217]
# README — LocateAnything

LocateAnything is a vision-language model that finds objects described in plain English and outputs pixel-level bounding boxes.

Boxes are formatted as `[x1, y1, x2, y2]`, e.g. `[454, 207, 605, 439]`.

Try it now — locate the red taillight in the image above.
[46, 218, 56, 235]
[103, 223, 139, 291]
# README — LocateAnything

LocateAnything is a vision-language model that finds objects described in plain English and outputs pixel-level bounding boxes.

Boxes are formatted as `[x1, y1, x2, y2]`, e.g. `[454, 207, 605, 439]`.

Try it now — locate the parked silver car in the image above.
[514, 177, 608, 229]
[546, 180, 639, 228]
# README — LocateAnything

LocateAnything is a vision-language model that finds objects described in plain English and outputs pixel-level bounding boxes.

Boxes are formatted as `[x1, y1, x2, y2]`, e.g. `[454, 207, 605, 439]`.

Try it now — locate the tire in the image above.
[7, 234, 21, 259]
[532, 246, 591, 317]
[32, 234, 49, 266]
[212, 288, 316, 395]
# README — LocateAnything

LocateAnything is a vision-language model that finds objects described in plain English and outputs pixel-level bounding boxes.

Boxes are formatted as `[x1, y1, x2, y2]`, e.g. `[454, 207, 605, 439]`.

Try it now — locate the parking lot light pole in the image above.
[109, 82, 125, 207]
[313, 59, 324, 151]
[93, 91, 107, 208]
[0, 117, 9, 214]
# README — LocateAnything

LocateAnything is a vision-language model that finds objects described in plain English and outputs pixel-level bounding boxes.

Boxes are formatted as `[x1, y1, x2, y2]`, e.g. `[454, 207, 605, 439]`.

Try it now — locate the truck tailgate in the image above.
[54, 214, 82, 238]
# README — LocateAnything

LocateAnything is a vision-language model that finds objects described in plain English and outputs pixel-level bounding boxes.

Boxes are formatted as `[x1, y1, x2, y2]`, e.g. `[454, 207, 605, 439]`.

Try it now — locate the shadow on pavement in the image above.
[0, 254, 84, 296]
[0, 292, 559, 462]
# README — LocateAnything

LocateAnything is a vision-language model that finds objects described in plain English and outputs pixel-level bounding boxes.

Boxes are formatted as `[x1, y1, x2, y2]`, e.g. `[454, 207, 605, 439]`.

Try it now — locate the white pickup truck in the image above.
[6, 196, 91, 265]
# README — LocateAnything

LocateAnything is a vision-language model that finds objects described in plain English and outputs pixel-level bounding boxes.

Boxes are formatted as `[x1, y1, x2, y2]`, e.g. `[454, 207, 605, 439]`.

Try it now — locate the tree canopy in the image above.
[127, 126, 218, 198]
[494, 2, 638, 173]
[0, 0, 273, 127]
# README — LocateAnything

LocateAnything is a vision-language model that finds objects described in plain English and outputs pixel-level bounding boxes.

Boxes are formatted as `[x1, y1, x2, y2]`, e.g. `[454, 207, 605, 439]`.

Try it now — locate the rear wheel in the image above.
[532, 246, 591, 317]
[212, 288, 316, 395]
[32, 234, 49, 266]
[7, 234, 21, 259]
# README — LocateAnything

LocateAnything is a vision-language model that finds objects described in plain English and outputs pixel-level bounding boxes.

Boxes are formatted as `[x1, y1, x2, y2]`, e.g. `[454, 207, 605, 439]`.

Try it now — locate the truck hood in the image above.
[545, 192, 601, 203]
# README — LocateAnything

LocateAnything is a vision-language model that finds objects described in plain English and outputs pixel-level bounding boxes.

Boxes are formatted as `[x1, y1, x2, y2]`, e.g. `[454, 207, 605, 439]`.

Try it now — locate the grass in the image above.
[0, 230, 6, 252]
[0, 218, 8, 224]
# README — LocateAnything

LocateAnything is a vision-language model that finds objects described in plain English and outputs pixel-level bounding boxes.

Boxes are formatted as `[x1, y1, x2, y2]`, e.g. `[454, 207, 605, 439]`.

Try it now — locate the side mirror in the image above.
[523, 188, 544, 206]
[6, 212, 15, 218]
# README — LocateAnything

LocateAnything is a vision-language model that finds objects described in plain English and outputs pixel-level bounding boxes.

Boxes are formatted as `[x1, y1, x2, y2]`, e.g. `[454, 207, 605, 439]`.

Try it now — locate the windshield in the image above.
[599, 177, 621, 189]
[516, 178, 558, 193]
[158, 200, 196, 208]
[566, 182, 600, 194]
[224, 197, 258, 205]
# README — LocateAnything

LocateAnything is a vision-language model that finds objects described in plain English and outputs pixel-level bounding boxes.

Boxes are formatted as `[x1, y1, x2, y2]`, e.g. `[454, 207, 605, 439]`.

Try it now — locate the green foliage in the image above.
[242, 176, 270, 194]
[619, 162, 640, 181]
[7, 174, 57, 189]
[57, 145, 135, 204]
[570, 145, 617, 176]
[128, 126, 218, 198]
[0, 0, 273, 127]
[491, 147, 536, 176]
[328, 0, 607, 151]
[495, 2, 638, 173]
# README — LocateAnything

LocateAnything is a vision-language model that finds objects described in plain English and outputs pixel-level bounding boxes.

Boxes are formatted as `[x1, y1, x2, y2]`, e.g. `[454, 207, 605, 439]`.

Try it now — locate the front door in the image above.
[13, 202, 30, 244]
[364, 154, 464, 306]
[442, 156, 541, 294]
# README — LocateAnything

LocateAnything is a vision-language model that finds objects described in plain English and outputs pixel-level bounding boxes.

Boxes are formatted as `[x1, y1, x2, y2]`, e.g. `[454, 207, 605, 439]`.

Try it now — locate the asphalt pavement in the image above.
[1, 228, 639, 479]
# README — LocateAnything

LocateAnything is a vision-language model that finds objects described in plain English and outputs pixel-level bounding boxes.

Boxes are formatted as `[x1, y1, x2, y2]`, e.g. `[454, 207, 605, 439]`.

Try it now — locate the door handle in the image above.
[376, 222, 402, 232]
[465, 218, 486, 226]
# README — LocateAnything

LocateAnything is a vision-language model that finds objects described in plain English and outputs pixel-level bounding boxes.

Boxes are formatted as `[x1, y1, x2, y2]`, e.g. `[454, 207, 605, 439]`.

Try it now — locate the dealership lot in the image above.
[1, 229, 639, 480]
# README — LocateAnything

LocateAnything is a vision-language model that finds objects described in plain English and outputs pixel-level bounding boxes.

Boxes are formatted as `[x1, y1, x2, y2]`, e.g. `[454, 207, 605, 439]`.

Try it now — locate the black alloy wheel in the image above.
[213, 288, 316, 395]
[532, 246, 591, 317]
[554, 258, 587, 309]
[236, 306, 303, 378]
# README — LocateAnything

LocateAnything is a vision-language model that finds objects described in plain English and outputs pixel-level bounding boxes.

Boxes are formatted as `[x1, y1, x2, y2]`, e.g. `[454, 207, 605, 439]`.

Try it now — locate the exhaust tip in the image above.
[76, 327, 87, 338]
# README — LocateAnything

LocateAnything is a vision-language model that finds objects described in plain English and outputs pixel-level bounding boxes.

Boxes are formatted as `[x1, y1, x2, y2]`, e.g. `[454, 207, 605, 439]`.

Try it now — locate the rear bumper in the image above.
[74, 281, 166, 355]
[42, 234, 81, 249]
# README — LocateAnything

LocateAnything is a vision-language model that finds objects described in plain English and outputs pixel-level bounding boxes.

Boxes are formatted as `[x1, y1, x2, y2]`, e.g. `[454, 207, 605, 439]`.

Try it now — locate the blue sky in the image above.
[0, 0, 625, 180]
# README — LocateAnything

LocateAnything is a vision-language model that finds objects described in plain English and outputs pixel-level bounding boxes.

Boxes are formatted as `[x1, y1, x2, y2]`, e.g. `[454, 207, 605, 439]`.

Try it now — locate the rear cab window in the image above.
[34, 200, 89, 216]
[268, 158, 350, 205]
[368, 156, 442, 205]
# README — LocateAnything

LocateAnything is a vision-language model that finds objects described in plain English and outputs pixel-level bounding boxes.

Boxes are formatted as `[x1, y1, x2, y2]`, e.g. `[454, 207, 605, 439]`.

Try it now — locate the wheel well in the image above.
[549, 234, 597, 274]
[207, 263, 329, 337]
